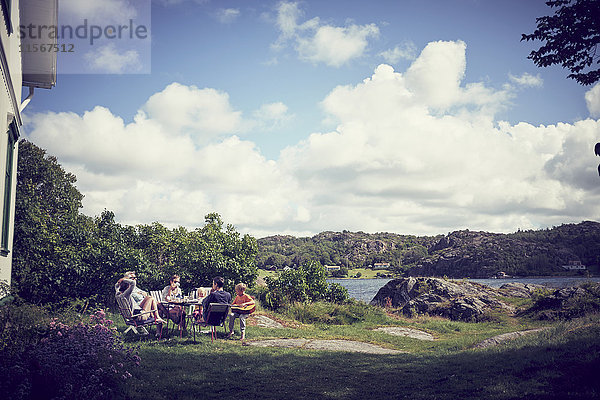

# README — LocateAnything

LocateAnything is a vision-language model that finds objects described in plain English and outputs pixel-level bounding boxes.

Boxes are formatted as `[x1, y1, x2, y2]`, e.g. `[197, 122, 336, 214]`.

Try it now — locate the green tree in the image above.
[263, 261, 348, 308]
[181, 213, 258, 292]
[12, 140, 90, 304]
[522, 0, 600, 85]
[82, 210, 148, 305]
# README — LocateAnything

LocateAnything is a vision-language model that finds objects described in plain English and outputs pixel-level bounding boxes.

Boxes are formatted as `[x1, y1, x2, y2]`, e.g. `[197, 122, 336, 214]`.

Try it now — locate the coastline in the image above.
[327, 276, 600, 303]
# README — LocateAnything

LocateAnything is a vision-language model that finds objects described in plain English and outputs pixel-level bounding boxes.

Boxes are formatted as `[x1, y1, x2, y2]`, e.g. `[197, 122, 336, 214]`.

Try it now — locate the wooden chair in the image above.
[192, 303, 231, 343]
[115, 295, 163, 339]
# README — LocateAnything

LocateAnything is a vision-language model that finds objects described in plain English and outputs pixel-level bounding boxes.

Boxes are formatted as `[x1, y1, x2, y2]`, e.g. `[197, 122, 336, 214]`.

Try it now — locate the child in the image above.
[227, 283, 255, 341]
[192, 287, 206, 322]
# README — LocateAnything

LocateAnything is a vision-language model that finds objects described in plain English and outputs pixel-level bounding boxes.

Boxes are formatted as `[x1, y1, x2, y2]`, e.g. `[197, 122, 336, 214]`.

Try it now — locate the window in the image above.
[1, 121, 17, 255]
[0, 0, 11, 35]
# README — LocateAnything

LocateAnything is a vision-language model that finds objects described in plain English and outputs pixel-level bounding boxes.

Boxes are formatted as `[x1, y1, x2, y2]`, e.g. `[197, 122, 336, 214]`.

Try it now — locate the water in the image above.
[328, 276, 600, 303]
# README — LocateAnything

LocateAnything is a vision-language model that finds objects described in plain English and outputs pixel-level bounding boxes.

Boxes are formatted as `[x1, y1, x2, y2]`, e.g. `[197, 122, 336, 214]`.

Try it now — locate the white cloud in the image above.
[275, 1, 302, 38]
[60, 0, 138, 23]
[24, 84, 308, 233]
[509, 72, 543, 88]
[216, 8, 241, 24]
[84, 44, 142, 73]
[278, 41, 600, 235]
[141, 83, 243, 138]
[297, 24, 379, 67]
[379, 42, 417, 64]
[273, 1, 379, 67]
[585, 82, 600, 118]
[253, 102, 294, 129]
[404, 40, 468, 109]
[23, 41, 600, 236]
[153, 0, 208, 6]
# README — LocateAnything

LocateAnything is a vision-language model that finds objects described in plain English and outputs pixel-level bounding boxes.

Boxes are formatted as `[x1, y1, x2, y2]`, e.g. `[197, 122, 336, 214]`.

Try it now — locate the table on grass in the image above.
[162, 298, 200, 338]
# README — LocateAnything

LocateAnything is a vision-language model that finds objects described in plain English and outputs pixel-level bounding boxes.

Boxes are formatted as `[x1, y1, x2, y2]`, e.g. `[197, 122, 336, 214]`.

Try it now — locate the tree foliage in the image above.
[522, 0, 600, 85]
[262, 261, 349, 309]
[257, 232, 437, 272]
[13, 139, 89, 304]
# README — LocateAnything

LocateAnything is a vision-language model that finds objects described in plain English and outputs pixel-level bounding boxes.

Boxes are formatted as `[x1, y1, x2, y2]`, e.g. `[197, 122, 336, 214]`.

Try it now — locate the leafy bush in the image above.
[263, 262, 349, 309]
[325, 283, 349, 304]
[0, 307, 139, 400]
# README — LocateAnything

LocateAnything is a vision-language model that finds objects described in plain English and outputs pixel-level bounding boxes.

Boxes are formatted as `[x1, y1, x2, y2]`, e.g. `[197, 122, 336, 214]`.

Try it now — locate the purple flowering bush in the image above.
[1, 308, 140, 400]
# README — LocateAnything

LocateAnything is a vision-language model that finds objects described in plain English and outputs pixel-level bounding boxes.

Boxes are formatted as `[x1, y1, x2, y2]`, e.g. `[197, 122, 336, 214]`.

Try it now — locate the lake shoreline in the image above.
[328, 276, 600, 303]
[331, 274, 597, 280]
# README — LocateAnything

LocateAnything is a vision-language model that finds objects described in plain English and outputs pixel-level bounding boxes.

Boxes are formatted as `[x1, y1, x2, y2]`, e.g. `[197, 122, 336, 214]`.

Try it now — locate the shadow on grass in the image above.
[126, 324, 600, 400]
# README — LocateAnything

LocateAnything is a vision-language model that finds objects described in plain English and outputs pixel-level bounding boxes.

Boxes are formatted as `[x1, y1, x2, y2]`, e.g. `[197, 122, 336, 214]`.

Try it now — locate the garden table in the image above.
[162, 298, 200, 338]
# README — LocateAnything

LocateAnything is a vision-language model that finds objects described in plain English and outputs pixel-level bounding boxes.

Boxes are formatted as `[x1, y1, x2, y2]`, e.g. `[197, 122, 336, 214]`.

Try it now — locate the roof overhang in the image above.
[20, 0, 58, 89]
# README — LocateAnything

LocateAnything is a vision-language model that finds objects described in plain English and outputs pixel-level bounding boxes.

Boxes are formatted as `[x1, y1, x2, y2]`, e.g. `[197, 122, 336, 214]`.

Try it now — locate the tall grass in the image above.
[282, 300, 389, 325]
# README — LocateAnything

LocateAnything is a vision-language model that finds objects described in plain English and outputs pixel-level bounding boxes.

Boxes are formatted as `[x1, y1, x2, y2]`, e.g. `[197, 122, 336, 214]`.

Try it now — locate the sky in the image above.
[21, 0, 600, 238]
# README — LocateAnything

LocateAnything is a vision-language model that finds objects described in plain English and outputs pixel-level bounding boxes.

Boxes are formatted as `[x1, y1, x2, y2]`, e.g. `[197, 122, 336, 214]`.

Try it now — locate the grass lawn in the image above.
[115, 306, 600, 400]
[257, 269, 279, 279]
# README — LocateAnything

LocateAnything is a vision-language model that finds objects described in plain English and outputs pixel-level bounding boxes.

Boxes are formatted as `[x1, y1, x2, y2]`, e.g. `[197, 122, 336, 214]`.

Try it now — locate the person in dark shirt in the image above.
[202, 276, 231, 321]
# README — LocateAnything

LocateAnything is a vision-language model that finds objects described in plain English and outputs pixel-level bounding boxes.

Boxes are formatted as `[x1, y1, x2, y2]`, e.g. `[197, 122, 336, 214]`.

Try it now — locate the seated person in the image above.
[116, 277, 165, 324]
[115, 271, 147, 305]
[161, 274, 186, 327]
[201, 276, 231, 321]
[192, 287, 207, 322]
[228, 283, 255, 341]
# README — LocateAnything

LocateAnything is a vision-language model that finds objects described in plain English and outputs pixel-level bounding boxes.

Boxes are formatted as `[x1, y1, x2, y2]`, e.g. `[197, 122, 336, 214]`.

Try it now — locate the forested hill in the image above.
[257, 221, 600, 278]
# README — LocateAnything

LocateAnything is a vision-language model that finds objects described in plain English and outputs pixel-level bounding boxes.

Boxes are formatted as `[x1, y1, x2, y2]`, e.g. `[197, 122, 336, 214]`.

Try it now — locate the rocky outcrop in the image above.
[370, 277, 514, 321]
[370, 278, 600, 322]
[497, 282, 545, 298]
[523, 282, 600, 320]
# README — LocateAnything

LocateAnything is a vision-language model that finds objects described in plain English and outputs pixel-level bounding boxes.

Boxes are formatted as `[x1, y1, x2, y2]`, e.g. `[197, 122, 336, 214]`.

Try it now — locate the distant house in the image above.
[325, 265, 341, 272]
[561, 260, 586, 270]
[0, 0, 58, 293]
[373, 262, 390, 270]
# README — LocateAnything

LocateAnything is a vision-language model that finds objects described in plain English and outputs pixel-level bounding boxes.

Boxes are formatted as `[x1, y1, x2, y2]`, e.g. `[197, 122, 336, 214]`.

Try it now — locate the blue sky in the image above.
[22, 0, 600, 237]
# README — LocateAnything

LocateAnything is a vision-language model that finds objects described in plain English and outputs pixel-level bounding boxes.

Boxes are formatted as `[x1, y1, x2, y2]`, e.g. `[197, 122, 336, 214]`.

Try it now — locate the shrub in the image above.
[262, 263, 350, 309]
[325, 283, 349, 304]
[0, 307, 139, 400]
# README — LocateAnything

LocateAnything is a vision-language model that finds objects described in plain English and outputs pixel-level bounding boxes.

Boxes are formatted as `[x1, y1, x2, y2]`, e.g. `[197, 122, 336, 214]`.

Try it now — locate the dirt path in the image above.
[247, 338, 406, 354]
[246, 316, 439, 353]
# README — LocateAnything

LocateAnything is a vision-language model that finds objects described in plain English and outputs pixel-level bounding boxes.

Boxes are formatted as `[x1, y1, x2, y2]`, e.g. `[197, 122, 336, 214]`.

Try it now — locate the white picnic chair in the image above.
[150, 290, 163, 303]
[115, 294, 163, 338]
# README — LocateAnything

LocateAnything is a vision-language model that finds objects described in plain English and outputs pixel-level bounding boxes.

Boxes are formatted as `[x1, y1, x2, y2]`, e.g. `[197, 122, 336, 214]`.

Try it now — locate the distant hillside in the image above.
[257, 221, 600, 278]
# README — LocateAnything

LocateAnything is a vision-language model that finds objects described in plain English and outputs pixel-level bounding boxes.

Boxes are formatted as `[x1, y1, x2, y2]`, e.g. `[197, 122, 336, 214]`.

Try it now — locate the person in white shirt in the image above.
[115, 273, 165, 324]
[161, 274, 186, 328]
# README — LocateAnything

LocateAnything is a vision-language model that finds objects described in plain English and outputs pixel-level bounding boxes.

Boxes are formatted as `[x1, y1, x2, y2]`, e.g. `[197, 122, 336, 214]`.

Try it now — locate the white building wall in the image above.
[0, 0, 22, 288]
